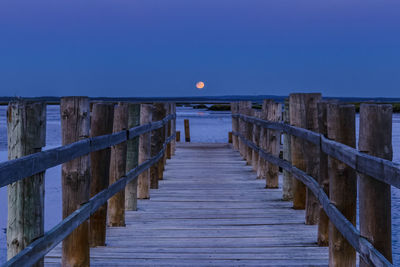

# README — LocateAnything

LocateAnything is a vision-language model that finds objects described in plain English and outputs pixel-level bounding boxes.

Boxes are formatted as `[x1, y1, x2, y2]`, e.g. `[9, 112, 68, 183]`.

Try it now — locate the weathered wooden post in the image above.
[184, 119, 190, 142]
[89, 103, 114, 247]
[108, 103, 128, 227]
[60, 96, 90, 266]
[358, 104, 393, 265]
[150, 103, 166, 189]
[7, 101, 46, 266]
[228, 131, 233, 143]
[304, 94, 321, 225]
[171, 103, 177, 155]
[289, 93, 321, 214]
[327, 103, 356, 266]
[257, 99, 272, 179]
[166, 103, 173, 159]
[125, 103, 140, 211]
[282, 99, 293, 200]
[161, 103, 168, 174]
[245, 108, 254, 165]
[239, 101, 251, 161]
[231, 102, 239, 149]
[176, 131, 181, 142]
[251, 110, 261, 172]
[317, 101, 329, 246]
[266, 102, 282, 188]
[138, 104, 152, 199]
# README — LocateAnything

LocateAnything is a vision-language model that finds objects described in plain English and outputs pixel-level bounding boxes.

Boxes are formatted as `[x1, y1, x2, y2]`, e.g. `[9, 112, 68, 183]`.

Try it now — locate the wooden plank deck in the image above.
[45, 143, 329, 266]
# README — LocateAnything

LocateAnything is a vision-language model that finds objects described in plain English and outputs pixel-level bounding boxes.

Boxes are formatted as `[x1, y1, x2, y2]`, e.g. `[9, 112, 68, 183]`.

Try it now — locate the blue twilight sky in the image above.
[0, 0, 399, 97]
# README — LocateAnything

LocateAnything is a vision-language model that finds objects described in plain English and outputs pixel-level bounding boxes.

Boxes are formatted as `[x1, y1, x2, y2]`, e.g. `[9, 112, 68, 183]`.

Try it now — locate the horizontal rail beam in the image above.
[232, 114, 400, 189]
[232, 131, 393, 267]
[3, 134, 175, 267]
[0, 114, 175, 188]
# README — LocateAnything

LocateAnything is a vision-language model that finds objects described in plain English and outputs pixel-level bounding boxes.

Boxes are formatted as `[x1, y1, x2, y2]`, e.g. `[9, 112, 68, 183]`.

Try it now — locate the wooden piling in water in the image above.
[89, 103, 114, 247]
[125, 103, 140, 211]
[327, 103, 356, 266]
[317, 101, 329, 246]
[266, 102, 282, 188]
[176, 131, 181, 142]
[137, 104, 152, 199]
[228, 131, 233, 143]
[358, 104, 393, 265]
[282, 99, 293, 200]
[7, 101, 46, 267]
[184, 119, 190, 142]
[150, 103, 166, 189]
[60, 96, 91, 267]
[108, 103, 128, 227]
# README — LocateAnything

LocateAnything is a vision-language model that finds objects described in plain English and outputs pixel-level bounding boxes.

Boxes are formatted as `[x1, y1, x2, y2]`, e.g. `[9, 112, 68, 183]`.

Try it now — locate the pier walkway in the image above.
[45, 143, 328, 266]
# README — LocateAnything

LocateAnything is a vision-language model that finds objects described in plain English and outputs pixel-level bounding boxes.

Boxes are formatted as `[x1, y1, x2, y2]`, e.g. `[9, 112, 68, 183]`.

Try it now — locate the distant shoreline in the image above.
[1, 95, 400, 105]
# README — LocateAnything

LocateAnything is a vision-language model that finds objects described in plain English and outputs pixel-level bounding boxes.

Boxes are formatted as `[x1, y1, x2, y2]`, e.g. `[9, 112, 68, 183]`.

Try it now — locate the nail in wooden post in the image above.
[7, 101, 46, 266]
[251, 110, 261, 172]
[358, 104, 393, 266]
[108, 103, 128, 227]
[316, 101, 329, 246]
[137, 104, 152, 199]
[184, 119, 190, 142]
[60, 96, 90, 267]
[282, 99, 293, 200]
[327, 103, 356, 266]
[150, 103, 166, 189]
[231, 102, 239, 150]
[176, 131, 181, 142]
[89, 103, 114, 247]
[125, 103, 140, 211]
[266, 102, 282, 188]
[304, 94, 321, 225]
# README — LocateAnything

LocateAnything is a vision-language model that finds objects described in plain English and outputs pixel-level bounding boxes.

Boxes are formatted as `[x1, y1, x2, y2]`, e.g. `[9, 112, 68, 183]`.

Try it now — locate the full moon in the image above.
[196, 81, 205, 90]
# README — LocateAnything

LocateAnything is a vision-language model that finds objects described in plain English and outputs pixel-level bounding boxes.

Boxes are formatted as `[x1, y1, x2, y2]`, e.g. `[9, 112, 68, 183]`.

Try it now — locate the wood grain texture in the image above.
[7, 101, 46, 267]
[137, 104, 152, 199]
[317, 101, 329, 246]
[89, 103, 114, 247]
[108, 103, 129, 227]
[45, 142, 328, 266]
[358, 104, 393, 266]
[125, 103, 140, 211]
[282, 98, 293, 200]
[327, 103, 357, 266]
[150, 103, 166, 189]
[60, 96, 91, 267]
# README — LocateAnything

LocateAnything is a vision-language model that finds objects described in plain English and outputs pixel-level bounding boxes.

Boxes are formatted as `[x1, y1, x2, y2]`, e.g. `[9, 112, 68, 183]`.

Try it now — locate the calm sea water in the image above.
[0, 105, 399, 264]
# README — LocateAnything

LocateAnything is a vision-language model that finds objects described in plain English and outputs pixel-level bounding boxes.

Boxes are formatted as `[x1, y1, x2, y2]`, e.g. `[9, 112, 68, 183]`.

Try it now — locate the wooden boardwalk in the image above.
[46, 143, 328, 266]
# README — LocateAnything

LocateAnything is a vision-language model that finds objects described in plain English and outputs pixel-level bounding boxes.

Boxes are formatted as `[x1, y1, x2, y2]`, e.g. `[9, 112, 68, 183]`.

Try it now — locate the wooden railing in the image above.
[231, 97, 398, 267]
[1, 99, 176, 267]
